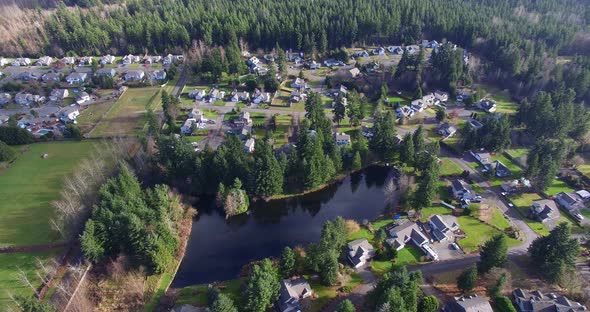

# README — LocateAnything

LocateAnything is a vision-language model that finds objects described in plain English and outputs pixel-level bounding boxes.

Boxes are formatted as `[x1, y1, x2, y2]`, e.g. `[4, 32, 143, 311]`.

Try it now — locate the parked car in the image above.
[573, 213, 585, 221]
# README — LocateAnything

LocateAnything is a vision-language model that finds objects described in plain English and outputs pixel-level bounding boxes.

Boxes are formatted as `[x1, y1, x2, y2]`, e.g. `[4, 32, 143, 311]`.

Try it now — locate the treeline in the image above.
[81, 166, 184, 274]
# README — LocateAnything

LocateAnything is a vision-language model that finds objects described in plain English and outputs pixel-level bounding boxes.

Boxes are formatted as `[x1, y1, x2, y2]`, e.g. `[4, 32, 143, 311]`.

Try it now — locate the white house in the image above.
[334, 133, 351, 146]
[78, 56, 93, 66]
[189, 108, 204, 122]
[150, 70, 167, 81]
[556, 192, 584, 212]
[76, 92, 91, 104]
[66, 72, 87, 84]
[478, 99, 497, 113]
[36, 56, 53, 66]
[428, 215, 459, 242]
[14, 92, 34, 105]
[0, 58, 7, 67]
[387, 219, 429, 251]
[437, 123, 457, 138]
[49, 89, 69, 102]
[0, 93, 12, 105]
[244, 138, 255, 153]
[100, 55, 116, 65]
[13, 58, 31, 66]
[59, 106, 80, 122]
[124, 70, 145, 81]
[347, 239, 375, 268]
[122, 54, 140, 65]
[276, 278, 313, 312]
[188, 89, 206, 100]
[291, 77, 307, 89]
[180, 118, 196, 134]
[62, 57, 76, 65]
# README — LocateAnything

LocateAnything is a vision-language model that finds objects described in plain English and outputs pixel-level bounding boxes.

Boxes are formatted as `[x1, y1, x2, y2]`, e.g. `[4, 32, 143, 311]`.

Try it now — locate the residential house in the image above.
[372, 47, 385, 55]
[100, 55, 116, 65]
[468, 120, 484, 130]
[513, 288, 587, 312]
[478, 99, 497, 113]
[437, 123, 457, 138]
[122, 54, 140, 65]
[58, 106, 80, 122]
[17, 71, 41, 81]
[189, 108, 204, 121]
[244, 138, 255, 153]
[78, 56, 93, 66]
[124, 70, 145, 81]
[576, 190, 590, 202]
[428, 215, 459, 242]
[96, 68, 117, 77]
[251, 90, 270, 104]
[0, 93, 11, 106]
[247, 56, 260, 67]
[49, 89, 69, 102]
[348, 68, 361, 78]
[150, 70, 167, 81]
[12, 58, 31, 66]
[494, 160, 512, 177]
[180, 118, 196, 134]
[323, 59, 344, 67]
[556, 192, 584, 212]
[334, 133, 351, 146]
[353, 50, 370, 58]
[66, 72, 87, 84]
[396, 106, 415, 119]
[263, 54, 275, 62]
[307, 60, 321, 69]
[291, 77, 307, 89]
[451, 179, 475, 201]
[163, 54, 174, 65]
[422, 93, 436, 106]
[62, 57, 76, 65]
[0, 114, 9, 124]
[338, 85, 348, 96]
[365, 61, 380, 73]
[36, 56, 53, 66]
[276, 278, 313, 312]
[387, 46, 404, 54]
[144, 55, 161, 64]
[41, 72, 62, 83]
[470, 151, 493, 169]
[406, 45, 420, 55]
[230, 90, 250, 102]
[208, 89, 224, 102]
[411, 99, 426, 112]
[434, 91, 449, 103]
[188, 89, 206, 100]
[15, 92, 34, 105]
[421, 40, 440, 49]
[529, 199, 559, 223]
[290, 89, 306, 103]
[443, 295, 493, 312]
[234, 111, 252, 127]
[0, 57, 7, 66]
[76, 92, 91, 104]
[387, 219, 438, 260]
[239, 125, 252, 139]
[346, 238, 375, 268]
[501, 180, 520, 193]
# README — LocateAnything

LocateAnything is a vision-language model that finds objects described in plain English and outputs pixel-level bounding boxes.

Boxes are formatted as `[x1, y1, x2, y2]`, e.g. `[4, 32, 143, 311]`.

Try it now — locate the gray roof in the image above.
[530, 200, 559, 221]
[277, 278, 312, 312]
[513, 288, 587, 312]
[444, 295, 493, 312]
[347, 238, 374, 266]
[389, 219, 428, 249]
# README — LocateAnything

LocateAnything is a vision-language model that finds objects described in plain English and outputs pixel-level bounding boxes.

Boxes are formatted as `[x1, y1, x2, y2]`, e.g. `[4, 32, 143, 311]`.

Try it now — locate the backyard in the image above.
[76, 100, 117, 134]
[89, 87, 163, 137]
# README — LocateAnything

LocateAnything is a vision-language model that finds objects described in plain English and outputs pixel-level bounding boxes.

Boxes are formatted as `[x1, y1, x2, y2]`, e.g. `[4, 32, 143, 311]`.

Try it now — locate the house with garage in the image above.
[275, 278, 313, 312]
[513, 288, 587, 312]
[189, 108, 204, 121]
[451, 179, 476, 201]
[251, 90, 271, 104]
[49, 89, 69, 102]
[66, 72, 87, 85]
[346, 238, 375, 268]
[0, 93, 12, 106]
[36, 56, 53, 66]
[180, 119, 196, 134]
[291, 77, 307, 89]
[576, 190, 590, 202]
[100, 55, 116, 65]
[348, 67, 361, 78]
[470, 151, 492, 168]
[76, 92, 91, 104]
[396, 106, 415, 119]
[208, 89, 225, 102]
[353, 50, 370, 58]
[122, 54, 140, 65]
[15, 92, 34, 105]
[387, 219, 438, 260]
[188, 89, 206, 100]
[0, 57, 7, 67]
[78, 56, 93, 66]
[41, 72, 62, 83]
[493, 160, 512, 177]
[234, 111, 252, 127]
[96, 68, 117, 78]
[478, 99, 497, 113]
[434, 91, 449, 103]
[334, 133, 351, 146]
[443, 295, 493, 312]
[58, 106, 80, 122]
[556, 192, 585, 212]
[529, 199, 559, 223]
[372, 47, 386, 55]
[12, 58, 31, 66]
[61, 57, 76, 65]
[387, 46, 404, 54]
[244, 138, 256, 153]
[150, 70, 167, 81]
[406, 45, 420, 54]
[124, 70, 145, 81]
[230, 90, 250, 102]
[428, 215, 459, 242]
[437, 123, 457, 138]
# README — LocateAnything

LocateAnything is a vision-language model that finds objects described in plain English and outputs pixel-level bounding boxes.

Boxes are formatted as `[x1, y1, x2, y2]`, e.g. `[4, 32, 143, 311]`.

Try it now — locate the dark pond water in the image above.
[171, 165, 395, 288]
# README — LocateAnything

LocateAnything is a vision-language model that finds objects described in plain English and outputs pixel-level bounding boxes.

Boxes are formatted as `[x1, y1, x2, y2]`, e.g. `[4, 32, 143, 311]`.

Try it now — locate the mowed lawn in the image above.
[90, 87, 162, 137]
[0, 141, 96, 247]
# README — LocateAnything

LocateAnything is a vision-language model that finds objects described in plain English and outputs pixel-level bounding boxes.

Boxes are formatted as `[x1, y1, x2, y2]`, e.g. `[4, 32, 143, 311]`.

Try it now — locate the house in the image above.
[17, 71, 41, 81]
[396, 106, 415, 119]
[76, 92, 91, 104]
[501, 180, 520, 193]
[0, 93, 12, 106]
[189, 108, 204, 121]
[387, 219, 429, 251]
[290, 89, 306, 103]
[307, 60, 321, 69]
[122, 54, 140, 65]
[347, 238, 375, 268]
[556, 192, 584, 212]
[58, 106, 80, 122]
[144, 55, 161, 64]
[406, 45, 420, 55]
[451, 179, 475, 201]
[0, 57, 7, 67]
[41, 72, 62, 83]
[422, 93, 436, 106]
[323, 59, 344, 67]
[428, 215, 459, 242]
[468, 120, 484, 130]
[387, 46, 404, 54]
[180, 118, 196, 134]
[78, 56, 93, 66]
[244, 138, 255, 153]
[443, 295, 493, 312]
[470, 151, 493, 168]
[372, 47, 385, 55]
[334, 133, 351, 146]
[421, 40, 440, 49]
[240, 125, 252, 139]
[493, 160, 512, 177]
[15, 92, 34, 105]
[36, 56, 53, 66]
[348, 68, 361, 78]
[251, 90, 271, 104]
[150, 70, 167, 81]
[263, 54, 275, 62]
[0, 114, 9, 124]
[365, 61, 379, 73]
[124, 70, 145, 81]
[513, 288, 587, 312]
[529, 199, 559, 223]
[66, 72, 87, 84]
[234, 111, 252, 127]
[163, 54, 174, 65]
[231, 90, 250, 102]
[49, 89, 69, 102]
[353, 50, 369, 58]
[411, 99, 426, 112]
[291, 77, 307, 89]
[96, 68, 117, 77]
[478, 99, 497, 113]
[188, 89, 206, 100]
[100, 55, 116, 65]
[437, 123, 457, 138]
[276, 278, 313, 312]
[208, 89, 225, 102]
[576, 190, 590, 202]
[62, 57, 76, 65]
[12, 58, 31, 66]
[434, 91, 449, 103]
[247, 56, 260, 66]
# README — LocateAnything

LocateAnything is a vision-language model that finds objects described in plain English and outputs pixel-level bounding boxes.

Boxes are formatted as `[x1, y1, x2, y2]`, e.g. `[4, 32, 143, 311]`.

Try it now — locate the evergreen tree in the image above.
[336, 299, 356, 312]
[14, 295, 56, 312]
[399, 132, 415, 166]
[457, 266, 478, 294]
[252, 139, 283, 196]
[243, 258, 280, 312]
[477, 234, 508, 273]
[528, 223, 579, 283]
[279, 246, 296, 278]
[210, 293, 238, 312]
[352, 151, 362, 170]
[332, 96, 346, 124]
[419, 296, 439, 312]
[0, 140, 16, 162]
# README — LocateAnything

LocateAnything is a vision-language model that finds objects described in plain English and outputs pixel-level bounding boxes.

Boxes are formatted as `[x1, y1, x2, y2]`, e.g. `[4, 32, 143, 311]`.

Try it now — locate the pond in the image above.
[171, 165, 396, 288]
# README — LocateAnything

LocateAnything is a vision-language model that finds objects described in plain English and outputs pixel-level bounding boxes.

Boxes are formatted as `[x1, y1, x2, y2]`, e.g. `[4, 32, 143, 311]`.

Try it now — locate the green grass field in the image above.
[175, 278, 245, 307]
[76, 100, 117, 134]
[578, 164, 590, 179]
[456, 216, 521, 252]
[90, 87, 162, 137]
[476, 84, 518, 115]
[370, 245, 423, 276]
[544, 179, 575, 196]
[439, 158, 464, 176]
[509, 193, 550, 236]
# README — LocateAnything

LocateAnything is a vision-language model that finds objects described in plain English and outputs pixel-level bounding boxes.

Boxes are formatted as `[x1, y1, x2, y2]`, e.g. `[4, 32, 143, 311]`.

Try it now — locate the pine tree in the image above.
[419, 296, 439, 312]
[457, 266, 478, 294]
[528, 223, 579, 283]
[210, 293, 238, 312]
[336, 299, 356, 312]
[399, 132, 415, 166]
[477, 234, 508, 273]
[243, 259, 280, 312]
[279, 246, 296, 278]
[352, 151, 362, 170]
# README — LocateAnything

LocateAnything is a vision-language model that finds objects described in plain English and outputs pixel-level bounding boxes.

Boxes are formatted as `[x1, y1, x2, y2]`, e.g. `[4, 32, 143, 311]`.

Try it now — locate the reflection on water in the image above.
[171, 165, 395, 288]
